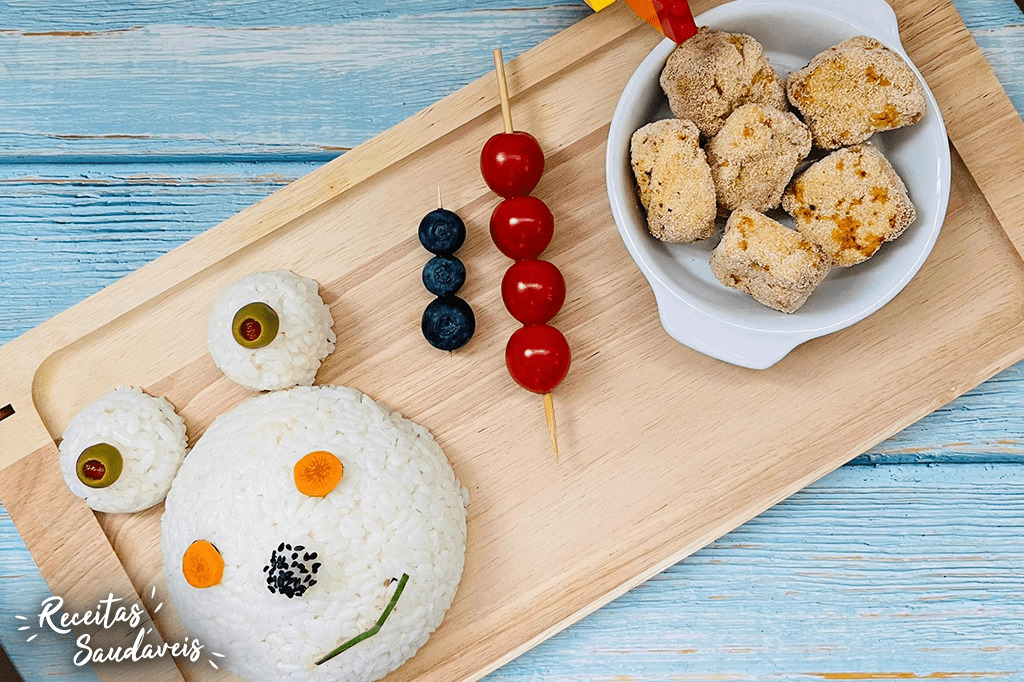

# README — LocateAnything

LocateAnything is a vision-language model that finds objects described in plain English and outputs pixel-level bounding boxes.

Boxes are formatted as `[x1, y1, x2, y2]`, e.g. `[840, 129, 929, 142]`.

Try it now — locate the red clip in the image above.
[652, 0, 698, 44]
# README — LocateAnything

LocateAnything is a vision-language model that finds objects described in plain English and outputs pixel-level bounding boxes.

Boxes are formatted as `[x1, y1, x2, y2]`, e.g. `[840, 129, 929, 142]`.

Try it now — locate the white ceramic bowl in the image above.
[606, 0, 950, 369]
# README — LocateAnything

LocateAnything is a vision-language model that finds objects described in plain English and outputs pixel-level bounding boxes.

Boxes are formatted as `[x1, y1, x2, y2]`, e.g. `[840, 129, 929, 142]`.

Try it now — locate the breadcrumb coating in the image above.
[710, 209, 831, 313]
[706, 103, 812, 212]
[786, 36, 926, 149]
[782, 144, 916, 267]
[660, 27, 787, 138]
[630, 118, 717, 243]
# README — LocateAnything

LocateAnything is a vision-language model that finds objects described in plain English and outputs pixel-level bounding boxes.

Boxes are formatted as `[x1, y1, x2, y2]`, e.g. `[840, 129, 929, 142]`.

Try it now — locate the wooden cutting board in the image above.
[2, 0, 1023, 680]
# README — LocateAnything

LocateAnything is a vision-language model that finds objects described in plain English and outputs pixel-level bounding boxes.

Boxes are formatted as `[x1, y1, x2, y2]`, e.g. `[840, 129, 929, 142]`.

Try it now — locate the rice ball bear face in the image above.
[161, 385, 467, 682]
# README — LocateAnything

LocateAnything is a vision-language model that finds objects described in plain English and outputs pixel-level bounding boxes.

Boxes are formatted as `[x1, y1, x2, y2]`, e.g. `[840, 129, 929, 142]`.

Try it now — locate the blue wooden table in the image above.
[2, 1, 1023, 679]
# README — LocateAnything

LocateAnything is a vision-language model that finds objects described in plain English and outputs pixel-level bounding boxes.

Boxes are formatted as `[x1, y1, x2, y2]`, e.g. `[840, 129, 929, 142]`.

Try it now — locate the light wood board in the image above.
[2, 0, 1024, 680]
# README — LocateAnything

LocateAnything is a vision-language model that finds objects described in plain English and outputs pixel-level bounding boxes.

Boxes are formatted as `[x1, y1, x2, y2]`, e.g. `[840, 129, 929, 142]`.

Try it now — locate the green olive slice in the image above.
[231, 302, 280, 349]
[76, 443, 123, 489]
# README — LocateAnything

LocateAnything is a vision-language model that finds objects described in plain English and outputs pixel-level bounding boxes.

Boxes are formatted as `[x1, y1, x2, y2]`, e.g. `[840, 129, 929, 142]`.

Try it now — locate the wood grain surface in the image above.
[2, 0, 1023, 680]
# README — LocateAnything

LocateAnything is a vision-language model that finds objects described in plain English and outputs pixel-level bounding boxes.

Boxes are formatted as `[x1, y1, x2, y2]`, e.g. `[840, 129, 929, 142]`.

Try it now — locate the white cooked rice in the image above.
[161, 385, 468, 682]
[59, 386, 188, 513]
[208, 270, 336, 391]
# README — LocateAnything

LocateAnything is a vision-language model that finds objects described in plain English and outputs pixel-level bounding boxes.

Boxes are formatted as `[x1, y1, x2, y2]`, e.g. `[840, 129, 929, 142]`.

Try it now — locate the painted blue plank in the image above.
[952, 0, 1024, 31]
[0, 0, 584, 30]
[0, 1, 1017, 161]
[0, 8, 589, 161]
[1, 0, 1015, 33]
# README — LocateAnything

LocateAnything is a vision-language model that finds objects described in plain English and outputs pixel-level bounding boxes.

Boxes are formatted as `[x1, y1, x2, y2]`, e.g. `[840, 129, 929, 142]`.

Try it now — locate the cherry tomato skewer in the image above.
[483, 49, 565, 462]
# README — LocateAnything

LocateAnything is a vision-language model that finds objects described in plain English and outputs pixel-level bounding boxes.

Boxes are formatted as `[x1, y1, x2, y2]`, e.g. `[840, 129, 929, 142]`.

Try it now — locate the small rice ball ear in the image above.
[207, 270, 336, 391]
[58, 386, 188, 513]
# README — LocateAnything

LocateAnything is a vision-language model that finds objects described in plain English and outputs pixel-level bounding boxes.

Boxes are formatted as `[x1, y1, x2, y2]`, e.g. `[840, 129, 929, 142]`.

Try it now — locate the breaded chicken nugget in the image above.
[782, 144, 916, 267]
[660, 27, 787, 138]
[630, 118, 717, 243]
[710, 208, 830, 313]
[706, 103, 812, 212]
[786, 36, 926, 149]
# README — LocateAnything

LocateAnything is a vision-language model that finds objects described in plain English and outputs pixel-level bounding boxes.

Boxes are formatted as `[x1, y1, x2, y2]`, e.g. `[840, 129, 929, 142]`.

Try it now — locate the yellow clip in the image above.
[584, 0, 617, 10]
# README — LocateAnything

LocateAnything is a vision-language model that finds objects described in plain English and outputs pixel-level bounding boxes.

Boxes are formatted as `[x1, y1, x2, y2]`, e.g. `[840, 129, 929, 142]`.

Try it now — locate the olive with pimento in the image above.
[232, 302, 280, 349]
[76, 442, 124, 489]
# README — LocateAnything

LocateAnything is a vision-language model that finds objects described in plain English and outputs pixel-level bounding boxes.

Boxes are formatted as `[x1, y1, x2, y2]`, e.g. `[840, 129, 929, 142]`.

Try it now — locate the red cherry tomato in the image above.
[505, 324, 571, 394]
[501, 259, 565, 325]
[480, 132, 545, 198]
[490, 196, 554, 260]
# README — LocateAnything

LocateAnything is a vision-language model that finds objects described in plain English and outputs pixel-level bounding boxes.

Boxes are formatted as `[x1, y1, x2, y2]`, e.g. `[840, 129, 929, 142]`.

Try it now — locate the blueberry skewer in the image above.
[419, 191, 475, 352]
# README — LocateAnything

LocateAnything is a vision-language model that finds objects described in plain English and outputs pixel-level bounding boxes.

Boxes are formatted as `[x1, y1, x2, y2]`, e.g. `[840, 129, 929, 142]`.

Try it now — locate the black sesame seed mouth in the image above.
[263, 542, 321, 599]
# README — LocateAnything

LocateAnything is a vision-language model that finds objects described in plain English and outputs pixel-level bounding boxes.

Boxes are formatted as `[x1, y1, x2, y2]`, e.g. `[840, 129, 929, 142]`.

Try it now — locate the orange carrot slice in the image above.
[183, 540, 224, 588]
[294, 451, 344, 497]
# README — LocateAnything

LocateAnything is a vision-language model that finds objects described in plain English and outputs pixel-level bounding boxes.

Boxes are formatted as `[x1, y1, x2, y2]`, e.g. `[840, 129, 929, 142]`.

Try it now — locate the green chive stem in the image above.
[315, 573, 410, 666]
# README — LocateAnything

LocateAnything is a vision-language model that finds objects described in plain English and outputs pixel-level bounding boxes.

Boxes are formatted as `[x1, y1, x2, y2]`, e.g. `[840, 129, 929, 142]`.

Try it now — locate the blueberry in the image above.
[422, 296, 475, 351]
[422, 255, 466, 297]
[418, 209, 466, 255]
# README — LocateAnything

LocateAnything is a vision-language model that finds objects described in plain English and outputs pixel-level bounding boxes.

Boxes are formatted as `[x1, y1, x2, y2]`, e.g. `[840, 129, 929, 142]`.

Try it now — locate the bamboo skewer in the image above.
[493, 47, 560, 464]
[493, 49, 514, 135]
[544, 392, 559, 463]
